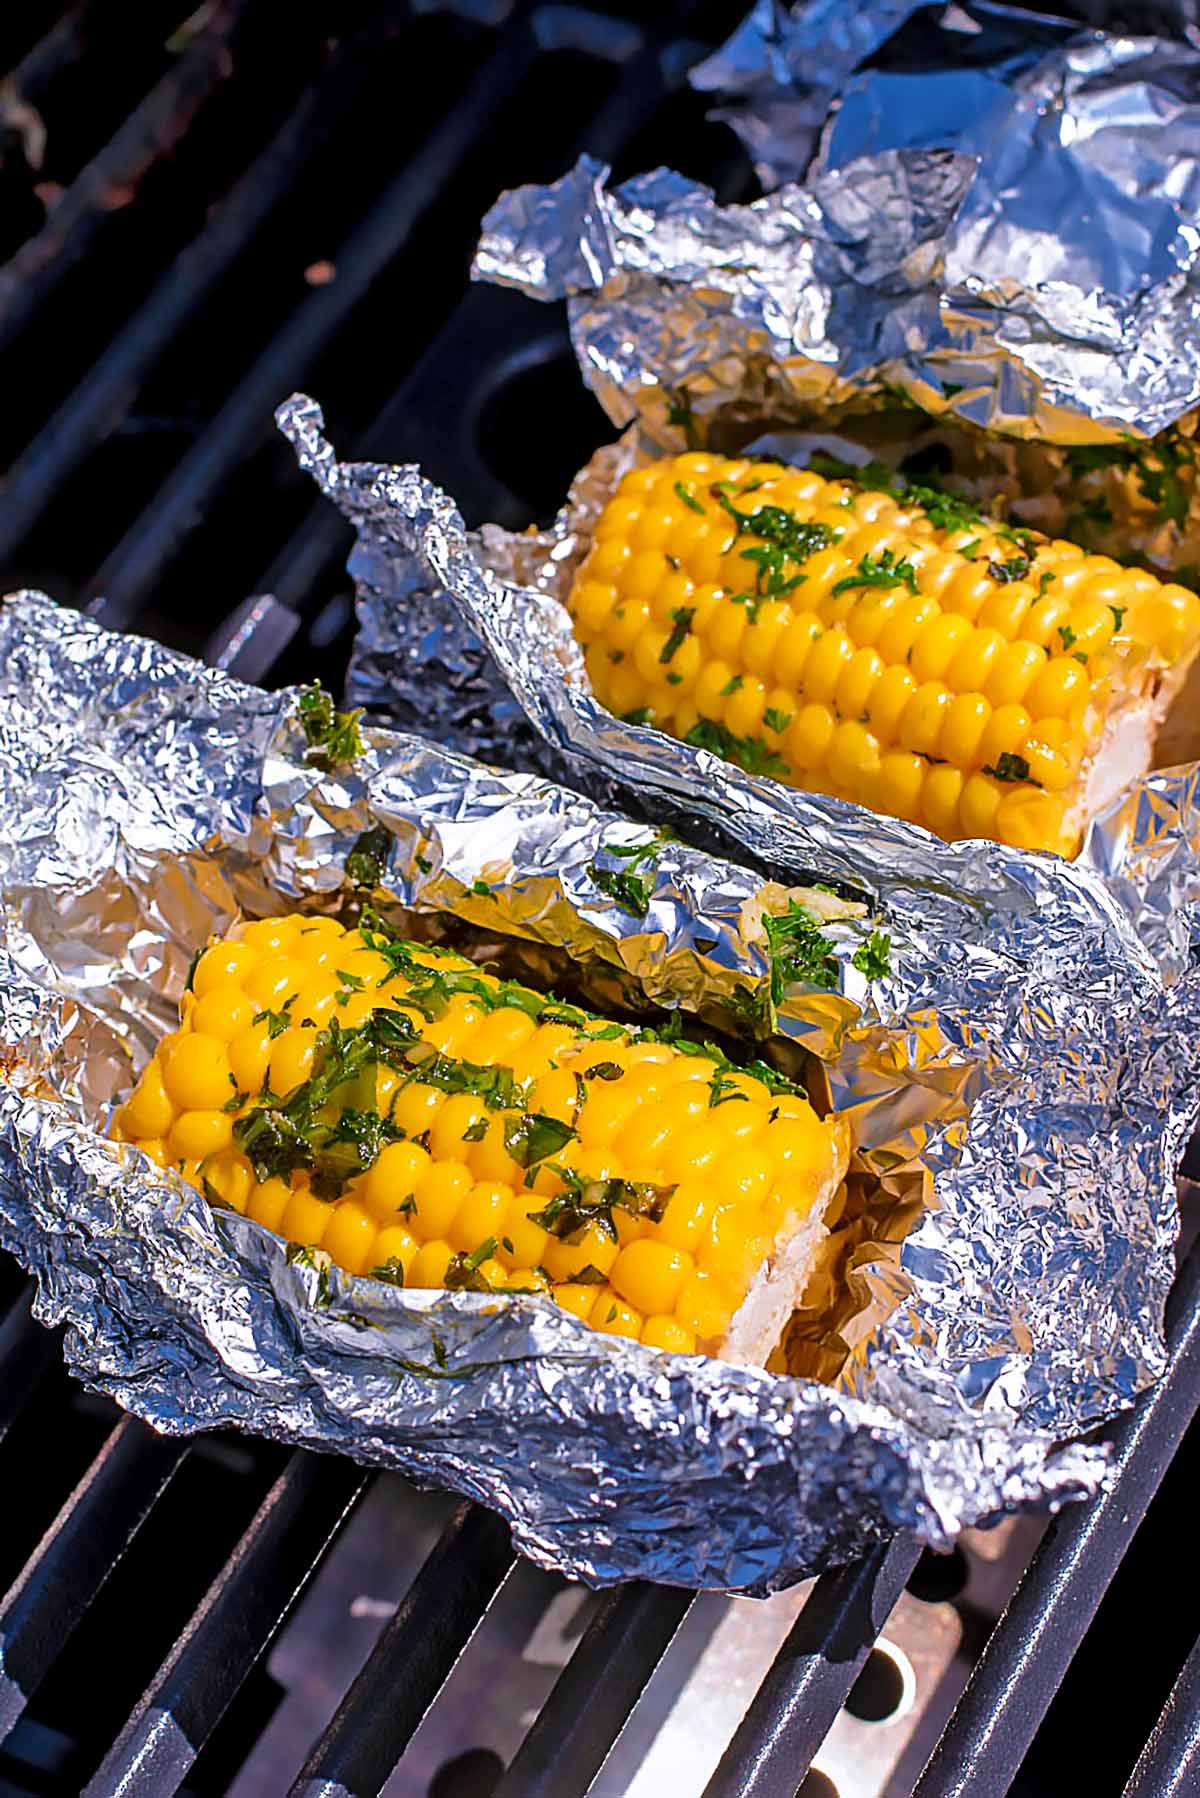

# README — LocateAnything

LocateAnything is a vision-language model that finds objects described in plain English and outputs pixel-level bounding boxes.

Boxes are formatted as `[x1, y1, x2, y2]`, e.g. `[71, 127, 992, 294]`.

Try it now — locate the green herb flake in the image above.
[1058, 625, 1078, 653]
[1109, 605, 1126, 630]
[666, 388, 701, 449]
[369, 1257, 407, 1288]
[984, 751, 1036, 784]
[572, 1264, 608, 1286]
[674, 480, 705, 515]
[851, 929, 891, 980]
[445, 1238, 500, 1292]
[831, 549, 918, 599]
[762, 707, 792, 735]
[222, 1089, 248, 1114]
[685, 717, 788, 779]
[987, 555, 1031, 585]
[584, 1061, 623, 1081]
[587, 838, 660, 918]
[503, 1112, 577, 1169]
[621, 707, 654, 727]
[763, 899, 839, 1001]
[660, 606, 695, 663]
[184, 945, 204, 993]
[470, 879, 492, 898]
[252, 1008, 292, 1040]
[461, 1116, 488, 1143]
[720, 674, 744, 696]
[297, 684, 365, 773]
[605, 1305, 618, 1323]
[344, 824, 392, 889]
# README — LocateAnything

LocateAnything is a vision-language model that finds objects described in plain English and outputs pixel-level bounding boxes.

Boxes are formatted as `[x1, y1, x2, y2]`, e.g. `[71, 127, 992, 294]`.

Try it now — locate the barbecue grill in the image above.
[2, 4, 1199, 1794]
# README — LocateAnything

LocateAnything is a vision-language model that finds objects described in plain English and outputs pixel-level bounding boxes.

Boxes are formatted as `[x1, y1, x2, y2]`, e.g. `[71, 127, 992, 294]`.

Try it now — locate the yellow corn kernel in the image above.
[589, 1292, 644, 1340]
[161, 1035, 234, 1111]
[409, 1239, 455, 1288]
[640, 1316, 697, 1354]
[610, 1239, 694, 1315]
[168, 1110, 233, 1162]
[119, 1058, 175, 1140]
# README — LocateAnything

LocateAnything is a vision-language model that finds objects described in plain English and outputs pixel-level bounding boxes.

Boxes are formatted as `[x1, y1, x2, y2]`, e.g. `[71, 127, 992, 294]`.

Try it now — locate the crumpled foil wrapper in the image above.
[688, 0, 1200, 192]
[472, 5, 1200, 447]
[279, 395, 1200, 1520]
[2, 586, 1181, 1592]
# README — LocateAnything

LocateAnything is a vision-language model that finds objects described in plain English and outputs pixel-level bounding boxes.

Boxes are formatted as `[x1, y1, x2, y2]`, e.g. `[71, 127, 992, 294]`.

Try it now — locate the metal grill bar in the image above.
[83, 1451, 367, 1797]
[0, 0, 243, 347]
[494, 1582, 695, 1798]
[0, 1284, 61, 1443]
[288, 1500, 513, 1798]
[1123, 1630, 1200, 1798]
[0, 19, 382, 564]
[702, 1534, 923, 1798]
[0, 1417, 186, 1741]
[913, 1231, 1200, 1798]
[87, 26, 537, 628]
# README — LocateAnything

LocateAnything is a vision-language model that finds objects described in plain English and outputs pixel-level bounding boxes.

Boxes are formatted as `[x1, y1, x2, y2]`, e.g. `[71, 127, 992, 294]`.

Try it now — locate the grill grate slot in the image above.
[0, 1419, 187, 1743]
[703, 1538, 924, 1798]
[288, 1501, 514, 1797]
[83, 1451, 368, 1796]
[494, 1583, 695, 1798]
[1122, 1631, 1200, 1798]
[912, 1228, 1200, 1798]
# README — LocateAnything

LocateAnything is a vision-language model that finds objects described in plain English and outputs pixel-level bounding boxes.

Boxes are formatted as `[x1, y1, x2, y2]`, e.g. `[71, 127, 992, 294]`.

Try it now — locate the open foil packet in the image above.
[2, 588, 1189, 1590]
[473, 4, 1200, 575]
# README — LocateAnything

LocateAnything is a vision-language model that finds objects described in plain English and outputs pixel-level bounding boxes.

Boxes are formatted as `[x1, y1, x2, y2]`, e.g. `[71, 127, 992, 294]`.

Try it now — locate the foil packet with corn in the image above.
[3, 588, 1192, 1591]
[290, 5, 1200, 894]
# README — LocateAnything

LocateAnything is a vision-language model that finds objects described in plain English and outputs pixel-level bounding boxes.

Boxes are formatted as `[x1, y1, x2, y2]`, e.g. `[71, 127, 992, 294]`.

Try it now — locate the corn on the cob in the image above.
[114, 914, 850, 1361]
[568, 452, 1200, 856]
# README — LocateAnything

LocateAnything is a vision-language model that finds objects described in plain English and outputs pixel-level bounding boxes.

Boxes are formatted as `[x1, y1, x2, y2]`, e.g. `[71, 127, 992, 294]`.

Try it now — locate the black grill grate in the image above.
[1, 5, 1199, 1795]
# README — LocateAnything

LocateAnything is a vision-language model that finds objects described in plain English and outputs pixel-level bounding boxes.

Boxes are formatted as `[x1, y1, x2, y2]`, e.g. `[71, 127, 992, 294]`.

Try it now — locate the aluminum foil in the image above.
[280, 395, 1200, 1494]
[472, 7, 1200, 446]
[0, 585, 1166, 1592]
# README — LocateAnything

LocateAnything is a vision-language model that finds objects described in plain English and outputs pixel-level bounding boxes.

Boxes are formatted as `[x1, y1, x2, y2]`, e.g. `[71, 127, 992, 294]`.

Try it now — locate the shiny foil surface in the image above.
[279, 397, 1200, 1543]
[0, 587, 1155, 1590]
[472, 5, 1200, 446]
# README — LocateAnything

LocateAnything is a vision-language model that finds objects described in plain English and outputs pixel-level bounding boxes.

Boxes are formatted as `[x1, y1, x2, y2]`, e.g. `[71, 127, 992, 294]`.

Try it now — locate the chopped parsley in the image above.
[470, 879, 492, 898]
[660, 606, 695, 663]
[721, 674, 744, 696]
[987, 555, 1031, 584]
[252, 1007, 293, 1040]
[1109, 605, 1126, 630]
[685, 717, 788, 778]
[666, 387, 701, 449]
[674, 480, 705, 515]
[984, 751, 1036, 784]
[531, 1171, 676, 1243]
[461, 1116, 488, 1142]
[762, 707, 792, 735]
[345, 825, 392, 888]
[1058, 625, 1077, 653]
[851, 930, 891, 980]
[369, 1257, 407, 1287]
[763, 899, 839, 998]
[1065, 435, 1192, 529]
[584, 1061, 623, 1081]
[503, 1112, 577, 1169]
[445, 1238, 499, 1292]
[831, 549, 918, 599]
[586, 838, 661, 919]
[297, 684, 365, 773]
